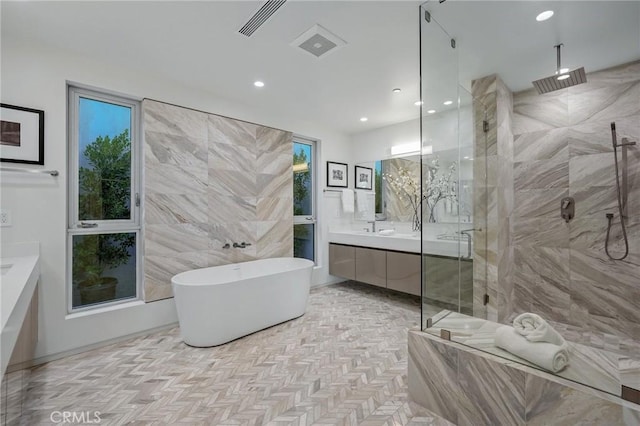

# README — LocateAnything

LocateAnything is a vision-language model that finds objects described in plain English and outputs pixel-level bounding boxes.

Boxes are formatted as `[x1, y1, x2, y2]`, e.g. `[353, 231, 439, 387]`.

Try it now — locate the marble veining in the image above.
[513, 127, 568, 162]
[20, 283, 453, 425]
[144, 100, 208, 140]
[409, 329, 640, 425]
[513, 158, 569, 190]
[144, 131, 207, 167]
[143, 100, 293, 302]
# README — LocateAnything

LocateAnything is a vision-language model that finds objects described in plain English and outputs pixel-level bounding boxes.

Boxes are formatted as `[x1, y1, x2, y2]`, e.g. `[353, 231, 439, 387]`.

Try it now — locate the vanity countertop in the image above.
[328, 230, 464, 258]
[1, 242, 40, 377]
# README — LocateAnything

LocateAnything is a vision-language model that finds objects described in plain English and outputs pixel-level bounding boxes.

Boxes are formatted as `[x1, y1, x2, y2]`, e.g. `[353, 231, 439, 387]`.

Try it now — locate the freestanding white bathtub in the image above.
[171, 257, 314, 347]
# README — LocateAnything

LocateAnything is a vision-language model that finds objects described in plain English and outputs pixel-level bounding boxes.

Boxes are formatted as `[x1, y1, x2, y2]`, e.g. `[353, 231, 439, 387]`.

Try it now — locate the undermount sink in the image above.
[1, 264, 13, 276]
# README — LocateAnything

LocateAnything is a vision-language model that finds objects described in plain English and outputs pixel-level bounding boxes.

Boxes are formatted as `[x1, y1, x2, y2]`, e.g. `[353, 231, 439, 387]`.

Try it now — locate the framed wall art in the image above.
[326, 161, 348, 188]
[355, 165, 373, 190]
[1, 103, 45, 165]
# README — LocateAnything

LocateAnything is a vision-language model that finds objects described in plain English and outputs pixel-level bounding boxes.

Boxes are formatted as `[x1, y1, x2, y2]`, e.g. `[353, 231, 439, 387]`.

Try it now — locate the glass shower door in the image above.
[419, 2, 485, 329]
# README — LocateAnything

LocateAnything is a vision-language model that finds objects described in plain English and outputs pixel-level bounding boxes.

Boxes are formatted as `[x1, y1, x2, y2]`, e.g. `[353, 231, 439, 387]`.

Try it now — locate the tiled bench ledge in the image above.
[424, 311, 640, 398]
[408, 330, 640, 425]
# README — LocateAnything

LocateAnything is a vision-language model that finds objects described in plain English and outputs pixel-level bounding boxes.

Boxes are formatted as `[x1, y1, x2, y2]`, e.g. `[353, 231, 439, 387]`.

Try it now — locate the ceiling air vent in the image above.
[239, 0, 287, 37]
[291, 24, 347, 59]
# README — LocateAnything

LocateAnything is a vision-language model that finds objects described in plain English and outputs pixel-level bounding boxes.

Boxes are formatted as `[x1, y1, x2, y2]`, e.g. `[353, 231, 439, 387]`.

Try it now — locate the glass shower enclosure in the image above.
[418, 0, 640, 401]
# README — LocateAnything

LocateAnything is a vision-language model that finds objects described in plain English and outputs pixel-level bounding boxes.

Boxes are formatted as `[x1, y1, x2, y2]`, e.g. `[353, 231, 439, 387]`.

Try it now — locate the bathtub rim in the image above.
[171, 257, 314, 286]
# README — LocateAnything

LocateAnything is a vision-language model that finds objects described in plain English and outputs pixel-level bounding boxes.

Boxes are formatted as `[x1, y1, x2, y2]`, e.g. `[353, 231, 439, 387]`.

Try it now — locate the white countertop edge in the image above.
[327, 231, 464, 258]
[1, 252, 40, 378]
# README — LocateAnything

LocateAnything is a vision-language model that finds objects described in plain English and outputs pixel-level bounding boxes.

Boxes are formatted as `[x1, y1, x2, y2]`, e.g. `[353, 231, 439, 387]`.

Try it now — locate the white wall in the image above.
[349, 106, 474, 165]
[0, 37, 350, 360]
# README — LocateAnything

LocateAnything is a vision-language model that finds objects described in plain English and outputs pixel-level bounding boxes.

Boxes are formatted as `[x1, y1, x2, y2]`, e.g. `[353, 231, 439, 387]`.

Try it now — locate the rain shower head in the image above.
[532, 44, 587, 94]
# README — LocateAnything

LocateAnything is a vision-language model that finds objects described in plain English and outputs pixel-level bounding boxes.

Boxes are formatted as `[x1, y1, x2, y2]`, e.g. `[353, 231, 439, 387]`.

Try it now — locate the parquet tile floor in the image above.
[20, 282, 453, 426]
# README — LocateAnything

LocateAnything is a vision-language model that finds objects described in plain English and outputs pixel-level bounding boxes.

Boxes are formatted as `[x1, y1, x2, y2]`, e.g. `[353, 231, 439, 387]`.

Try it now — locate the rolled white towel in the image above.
[513, 313, 566, 346]
[495, 326, 569, 373]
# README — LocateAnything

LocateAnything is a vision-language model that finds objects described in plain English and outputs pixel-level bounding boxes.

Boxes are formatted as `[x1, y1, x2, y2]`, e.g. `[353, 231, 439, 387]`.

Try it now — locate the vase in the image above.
[412, 207, 421, 232]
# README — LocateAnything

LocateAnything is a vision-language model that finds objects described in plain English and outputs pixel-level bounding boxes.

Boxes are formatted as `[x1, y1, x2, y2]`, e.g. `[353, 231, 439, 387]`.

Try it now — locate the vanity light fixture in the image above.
[254, 81, 265, 87]
[391, 142, 433, 157]
[391, 142, 420, 156]
[443, 100, 453, 106]
[360, 117, 368, 122]
[536, 10, 554, 22]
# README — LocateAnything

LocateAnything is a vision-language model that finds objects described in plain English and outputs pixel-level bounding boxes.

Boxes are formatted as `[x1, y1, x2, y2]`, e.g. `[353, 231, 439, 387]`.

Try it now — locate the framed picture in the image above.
[1, 103, 45, 165]
[326, 161, 348, 188]
[355, 165, 373, 190]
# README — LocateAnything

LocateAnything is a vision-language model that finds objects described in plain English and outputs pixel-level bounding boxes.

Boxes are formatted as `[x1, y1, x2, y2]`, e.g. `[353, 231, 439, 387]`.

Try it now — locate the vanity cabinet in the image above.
[355, 247, 387, 288]
[329, 244, 356, 280]
[329, 243, 421, 296]
[387, 251, 421, 296]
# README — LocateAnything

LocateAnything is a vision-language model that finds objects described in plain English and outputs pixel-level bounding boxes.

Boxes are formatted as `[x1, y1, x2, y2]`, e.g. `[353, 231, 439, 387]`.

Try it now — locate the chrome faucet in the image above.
[367, 221, 376, 233]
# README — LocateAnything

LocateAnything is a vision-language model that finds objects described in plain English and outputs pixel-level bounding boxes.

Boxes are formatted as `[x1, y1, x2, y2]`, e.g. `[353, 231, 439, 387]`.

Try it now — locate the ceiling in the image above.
[2, 1, 639, 136]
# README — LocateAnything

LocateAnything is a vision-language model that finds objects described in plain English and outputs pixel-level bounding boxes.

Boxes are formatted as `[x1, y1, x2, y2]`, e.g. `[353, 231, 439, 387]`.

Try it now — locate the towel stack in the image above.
[494, 313, 569, 373]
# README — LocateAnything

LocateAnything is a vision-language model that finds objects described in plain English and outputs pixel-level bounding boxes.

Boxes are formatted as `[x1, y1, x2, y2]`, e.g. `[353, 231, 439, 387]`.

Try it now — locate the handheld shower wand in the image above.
[605, 122, 636, 261]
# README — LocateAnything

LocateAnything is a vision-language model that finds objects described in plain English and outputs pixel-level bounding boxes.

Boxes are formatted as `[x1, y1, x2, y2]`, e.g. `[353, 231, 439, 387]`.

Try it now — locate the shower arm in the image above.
[555, 43, 563, 75]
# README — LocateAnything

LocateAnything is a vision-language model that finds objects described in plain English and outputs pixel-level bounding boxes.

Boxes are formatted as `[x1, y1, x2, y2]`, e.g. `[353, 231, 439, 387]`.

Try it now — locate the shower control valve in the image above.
[560, 197, 575, 223]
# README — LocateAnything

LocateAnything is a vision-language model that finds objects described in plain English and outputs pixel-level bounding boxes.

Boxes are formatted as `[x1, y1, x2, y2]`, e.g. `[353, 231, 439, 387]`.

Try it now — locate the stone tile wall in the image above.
[143, 100, 293, 302]
[510, 61, 640, 352]
[471, 74, 514, 322]
[470, 61, 640, 356]
[408, 330, 640, 425]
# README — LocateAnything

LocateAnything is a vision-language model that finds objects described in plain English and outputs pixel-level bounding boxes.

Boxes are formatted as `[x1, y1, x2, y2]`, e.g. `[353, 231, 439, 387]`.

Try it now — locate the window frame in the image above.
[293, 136, 317, 263]
[67, 84, 142, 313]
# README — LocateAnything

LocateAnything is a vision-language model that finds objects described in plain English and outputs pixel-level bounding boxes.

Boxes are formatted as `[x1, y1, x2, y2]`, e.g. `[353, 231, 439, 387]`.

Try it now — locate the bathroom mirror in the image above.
[356, 146, 473, 224]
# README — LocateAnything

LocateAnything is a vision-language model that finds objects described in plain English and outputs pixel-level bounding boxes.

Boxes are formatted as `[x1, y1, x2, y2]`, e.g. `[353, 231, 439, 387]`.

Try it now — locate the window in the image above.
[293, 138, 316, 262]
[67, 86, 141, 311]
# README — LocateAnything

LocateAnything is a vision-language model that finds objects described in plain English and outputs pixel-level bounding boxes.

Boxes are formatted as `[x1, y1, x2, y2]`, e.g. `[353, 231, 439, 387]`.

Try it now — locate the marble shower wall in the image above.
[143, 100, 293, 302]
[472, 75, 515, 322]
[510, 61, 640, 351]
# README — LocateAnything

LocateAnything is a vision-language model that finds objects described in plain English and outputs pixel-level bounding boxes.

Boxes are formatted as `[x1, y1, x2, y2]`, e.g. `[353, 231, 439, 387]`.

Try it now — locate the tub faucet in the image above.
[367, 221, 376, 233]
[233, 242, 252, 249]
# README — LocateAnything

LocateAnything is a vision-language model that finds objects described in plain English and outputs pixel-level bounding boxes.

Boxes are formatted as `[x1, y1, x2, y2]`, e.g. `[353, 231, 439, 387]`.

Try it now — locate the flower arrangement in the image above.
[384, 157, 457, 230]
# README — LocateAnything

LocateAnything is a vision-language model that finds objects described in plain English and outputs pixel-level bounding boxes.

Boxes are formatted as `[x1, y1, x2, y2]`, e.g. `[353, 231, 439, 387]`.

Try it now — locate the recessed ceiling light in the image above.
[393, 88, 401, 93]
[557, 74, 570, 81]
[254, 81, 265, 87]
[414, 101, 423, 106]
[443, 100, 453, 106]
[360, 117, 368, 122]
[427, 109, 436, 114]
[536, 10, 554, 22]
[463, 156, 470, 160]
